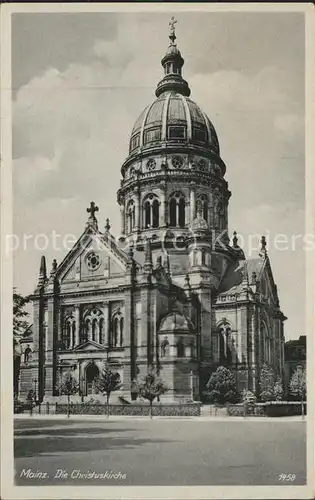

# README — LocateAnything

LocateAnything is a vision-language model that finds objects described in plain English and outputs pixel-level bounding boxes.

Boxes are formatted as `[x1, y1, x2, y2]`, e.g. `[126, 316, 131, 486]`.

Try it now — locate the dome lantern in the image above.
[155, 17, 191, 98]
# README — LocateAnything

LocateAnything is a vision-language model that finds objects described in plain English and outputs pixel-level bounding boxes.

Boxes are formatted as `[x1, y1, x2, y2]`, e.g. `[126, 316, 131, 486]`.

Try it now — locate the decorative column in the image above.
[135, 187, 140, 231]
[103, 301, 109, 346]
[159, 183, 166, 227]
[190, 183, 196, 221]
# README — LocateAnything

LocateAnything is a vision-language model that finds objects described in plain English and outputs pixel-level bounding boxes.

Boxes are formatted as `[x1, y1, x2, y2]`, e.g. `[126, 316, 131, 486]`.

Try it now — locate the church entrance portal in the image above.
[85, 363, 99, 396]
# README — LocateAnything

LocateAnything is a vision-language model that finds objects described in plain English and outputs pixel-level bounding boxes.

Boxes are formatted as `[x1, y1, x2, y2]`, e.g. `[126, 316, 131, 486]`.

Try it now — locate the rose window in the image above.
[86, 251, 101, 271]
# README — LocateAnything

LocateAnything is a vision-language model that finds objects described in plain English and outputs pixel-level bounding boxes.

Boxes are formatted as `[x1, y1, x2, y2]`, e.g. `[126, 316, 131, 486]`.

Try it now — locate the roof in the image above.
[19, 324, 34, 343]
[159, 312, 194, 333]
[129, 92, 220, 156]
[218, 258, 265, 296]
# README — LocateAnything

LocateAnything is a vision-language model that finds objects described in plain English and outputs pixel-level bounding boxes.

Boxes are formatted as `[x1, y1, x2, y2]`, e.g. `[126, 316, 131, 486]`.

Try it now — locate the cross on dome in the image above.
[169, 16, 177, 44]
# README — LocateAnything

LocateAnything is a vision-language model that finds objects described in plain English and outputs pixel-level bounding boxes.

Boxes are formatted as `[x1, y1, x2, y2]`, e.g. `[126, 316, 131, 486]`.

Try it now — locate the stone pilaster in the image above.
[102, 301, 109, 346]
[159, 182, 166, 227]
[198, 287, 212, 393]
[190, 183, 196, 221]
[135, 187, 140, 231]
[74, 305, 80, 347]
[45, 286, 59, 399]
[120, 204, 125, 236]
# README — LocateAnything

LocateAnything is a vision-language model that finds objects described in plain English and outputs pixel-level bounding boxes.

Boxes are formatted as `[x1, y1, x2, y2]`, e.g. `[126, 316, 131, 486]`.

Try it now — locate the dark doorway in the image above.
[85, 363, 99, 396]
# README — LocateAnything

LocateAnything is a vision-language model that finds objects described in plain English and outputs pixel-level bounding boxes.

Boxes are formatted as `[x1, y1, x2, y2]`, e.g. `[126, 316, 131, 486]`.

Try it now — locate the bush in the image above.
[14, 398, 24, 413]
[55, 402, 201, 416]
[204, 366, 239, 405]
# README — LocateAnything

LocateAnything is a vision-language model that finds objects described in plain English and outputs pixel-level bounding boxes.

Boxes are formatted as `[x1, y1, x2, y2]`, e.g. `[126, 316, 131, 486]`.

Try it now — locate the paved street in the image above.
[14, 417, 306, 486]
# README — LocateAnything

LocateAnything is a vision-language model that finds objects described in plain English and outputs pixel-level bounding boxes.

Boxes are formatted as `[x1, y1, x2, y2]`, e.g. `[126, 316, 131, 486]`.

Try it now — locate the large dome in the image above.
[129, 92, 220, 156]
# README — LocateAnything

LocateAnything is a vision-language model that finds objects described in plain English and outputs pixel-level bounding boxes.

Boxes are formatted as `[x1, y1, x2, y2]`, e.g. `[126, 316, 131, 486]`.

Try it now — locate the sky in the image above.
[11, 11, 305, 340]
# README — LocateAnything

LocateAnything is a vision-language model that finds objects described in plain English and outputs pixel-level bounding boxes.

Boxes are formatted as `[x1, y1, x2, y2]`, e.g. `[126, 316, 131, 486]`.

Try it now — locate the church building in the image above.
[18, 20, 286, 403]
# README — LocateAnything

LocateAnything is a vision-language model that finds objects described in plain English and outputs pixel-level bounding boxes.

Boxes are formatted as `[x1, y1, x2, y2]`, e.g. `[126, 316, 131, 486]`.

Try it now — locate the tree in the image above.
[273, 377, 284, 401]
[290, 366, 306, 418]
[95, 363, 122, 418]
[13, 289, 30, 396]
[13, 288, 30, 337]
[259, 364, 276, 401]
[26, 389, 35, 415]
[204, 366, 239, 405]
[57, 371, 79, 417]
[136, 367, 168, 418]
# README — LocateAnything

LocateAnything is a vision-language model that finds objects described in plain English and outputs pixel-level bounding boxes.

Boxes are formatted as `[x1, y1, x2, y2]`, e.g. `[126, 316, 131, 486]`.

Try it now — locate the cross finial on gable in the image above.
[86, 201, 99, 229]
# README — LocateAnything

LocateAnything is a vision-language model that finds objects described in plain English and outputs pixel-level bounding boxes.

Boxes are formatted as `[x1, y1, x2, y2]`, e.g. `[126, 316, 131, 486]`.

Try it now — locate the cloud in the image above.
[12, 14, 305, 340]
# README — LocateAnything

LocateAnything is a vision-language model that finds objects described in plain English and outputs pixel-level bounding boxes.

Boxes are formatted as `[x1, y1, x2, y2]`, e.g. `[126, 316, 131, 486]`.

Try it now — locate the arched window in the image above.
[169, 197, 177, 226]
[144, 201, 151, 228]
[62, 317, 73, 349]
[127, 200, 135, 233]
[99, 318, 104, 344]
[120, 317, 124, 346]
[169, 192, 186, 228]
[152, 199, 159, 228]
[197, 194, 208, 222]
[201, 249, 206, 266]
[176, 339, 185, 357]
[92, 318, 97, 342]
[142, 194, 160, 229]
[85, 319, 91, 342]
[114, 317, 119, 347]
[84, 308, 104, 344]
[111, 311, 124, 348]
[219, 325, 232, 364]
[178, 198, 185, 227]
[72, 322, 76, 348]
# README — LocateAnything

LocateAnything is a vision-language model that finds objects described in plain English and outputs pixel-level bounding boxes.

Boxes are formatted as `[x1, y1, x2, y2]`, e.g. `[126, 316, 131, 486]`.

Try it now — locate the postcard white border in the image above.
[1, 3, 314, 500]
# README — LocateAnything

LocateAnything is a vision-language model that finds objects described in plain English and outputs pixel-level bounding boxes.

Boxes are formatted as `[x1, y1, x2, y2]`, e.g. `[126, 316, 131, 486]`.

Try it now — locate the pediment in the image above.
[72, 340, 106, 352]
[55, 226, 128, 284]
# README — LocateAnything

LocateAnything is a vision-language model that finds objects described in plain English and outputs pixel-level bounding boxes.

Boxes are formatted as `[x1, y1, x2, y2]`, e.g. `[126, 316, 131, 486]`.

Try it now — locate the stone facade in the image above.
[17, 22, 286, 403]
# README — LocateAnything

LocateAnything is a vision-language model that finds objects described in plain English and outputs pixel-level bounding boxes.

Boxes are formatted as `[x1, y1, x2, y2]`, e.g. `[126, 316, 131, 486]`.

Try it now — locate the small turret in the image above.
[143, 239, 153, 274]
[49, 258, 57, 278]
[37, 255, 47, 287]
[259, 235, 267, 258]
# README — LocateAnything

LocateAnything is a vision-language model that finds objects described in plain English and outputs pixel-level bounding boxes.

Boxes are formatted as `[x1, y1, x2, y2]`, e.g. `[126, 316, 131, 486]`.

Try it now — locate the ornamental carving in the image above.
[198, 159, 207, 171]
[146, 158, 156, 170]
[171, 155, 184, 169]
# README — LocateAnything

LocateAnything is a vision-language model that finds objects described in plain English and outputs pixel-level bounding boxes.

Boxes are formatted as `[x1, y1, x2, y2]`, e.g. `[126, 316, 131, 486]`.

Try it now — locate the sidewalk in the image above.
[14, 413, 306, 422]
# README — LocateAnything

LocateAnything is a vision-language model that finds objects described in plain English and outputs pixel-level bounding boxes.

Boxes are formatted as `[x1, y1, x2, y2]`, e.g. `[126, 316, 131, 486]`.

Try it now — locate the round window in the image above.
[86, 251, 101, 271]
[147, 158, 156, 170]
[171, 155, 184, 169]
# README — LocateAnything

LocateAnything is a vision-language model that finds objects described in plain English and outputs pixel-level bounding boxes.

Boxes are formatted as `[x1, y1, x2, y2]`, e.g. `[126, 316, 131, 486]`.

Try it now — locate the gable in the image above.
[259, 258, 278, 304]
[56, 228, 128, 286]
[72, 340, 105, 352]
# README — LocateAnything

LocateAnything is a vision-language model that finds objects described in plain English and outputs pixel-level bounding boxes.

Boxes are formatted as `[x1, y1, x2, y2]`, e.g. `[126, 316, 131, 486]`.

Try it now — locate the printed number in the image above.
[278, 473, 296, 482]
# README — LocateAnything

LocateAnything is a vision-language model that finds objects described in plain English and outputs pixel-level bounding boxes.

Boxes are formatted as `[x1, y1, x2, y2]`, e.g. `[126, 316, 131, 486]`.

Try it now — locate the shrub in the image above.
[204, 366, 239, 405]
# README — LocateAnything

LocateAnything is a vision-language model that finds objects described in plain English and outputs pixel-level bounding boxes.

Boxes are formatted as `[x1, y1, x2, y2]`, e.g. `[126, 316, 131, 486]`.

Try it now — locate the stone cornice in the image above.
[122, 143, 225, 172]
[118, 170, 229, 199]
